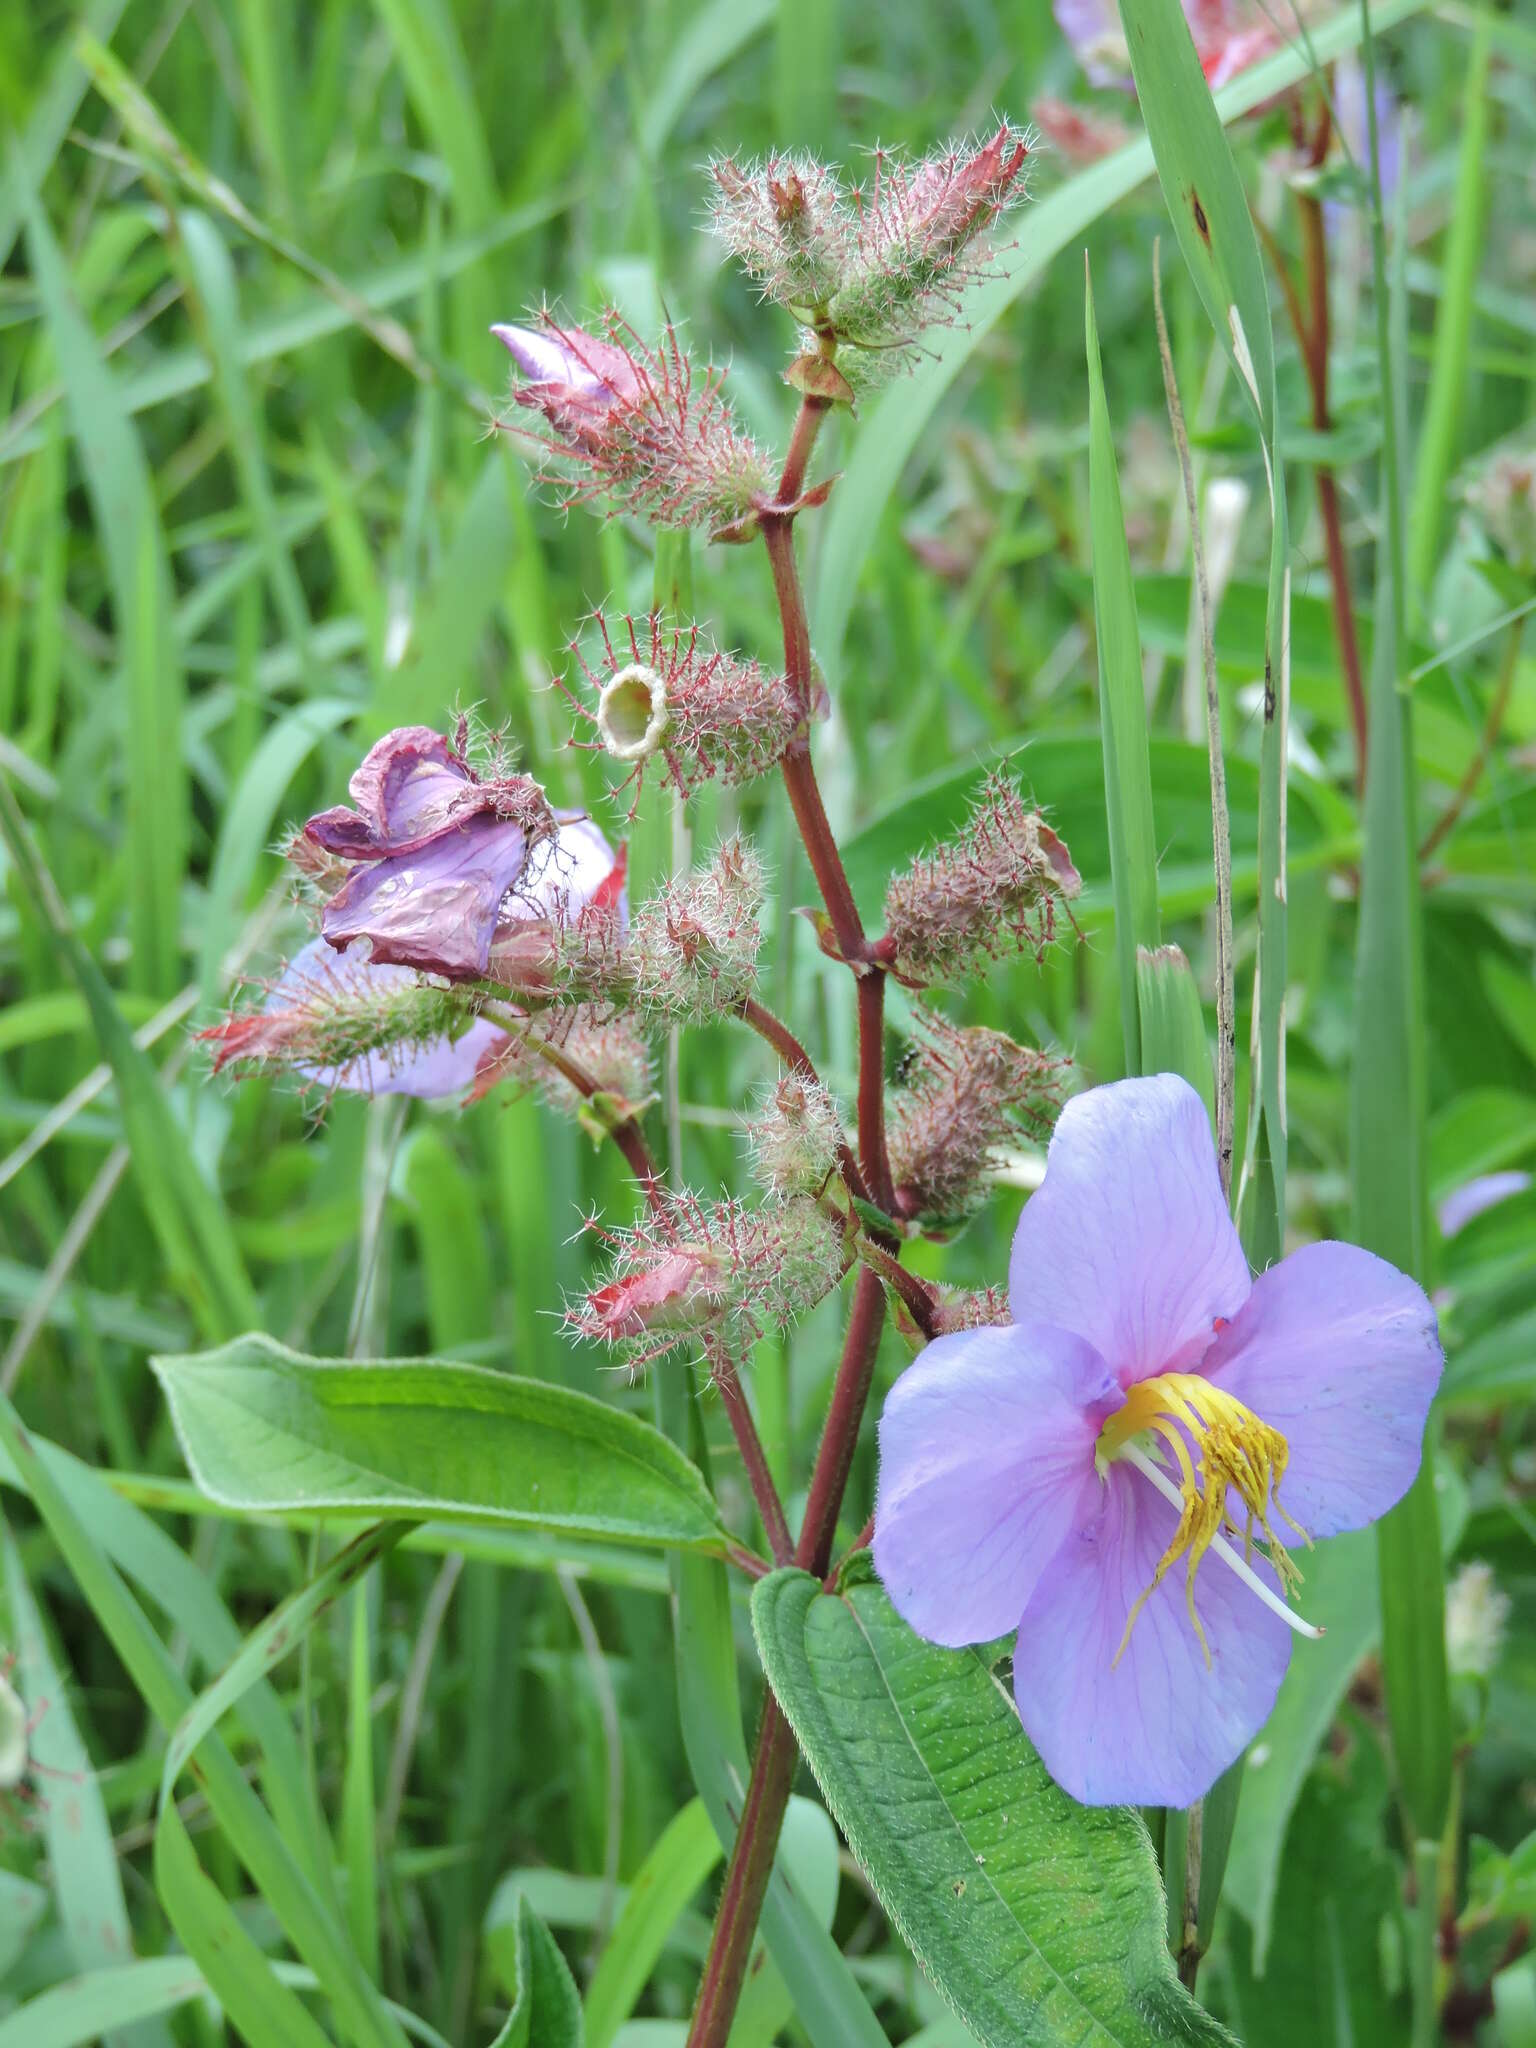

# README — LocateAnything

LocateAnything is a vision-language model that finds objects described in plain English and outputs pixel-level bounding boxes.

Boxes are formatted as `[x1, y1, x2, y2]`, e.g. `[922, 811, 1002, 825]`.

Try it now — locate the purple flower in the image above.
[1054, 0, 1281, 90]
[1438, 1170, 1531, 1240]
[303, 726, 620, 982]
[490, 321, 644, 454]
[874, 1074, 1443, 1807]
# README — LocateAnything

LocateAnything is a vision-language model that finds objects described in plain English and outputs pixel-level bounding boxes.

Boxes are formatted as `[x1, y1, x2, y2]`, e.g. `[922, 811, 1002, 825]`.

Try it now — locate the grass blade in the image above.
[1115, 0, 1289, 1259]
[1405, 20, 1491, 609]
[1085, 260, 1162, 1074]
[1350, 0, 1450, 1849]
[0, 780, 257, 1341]
[23, 193, 184, 997]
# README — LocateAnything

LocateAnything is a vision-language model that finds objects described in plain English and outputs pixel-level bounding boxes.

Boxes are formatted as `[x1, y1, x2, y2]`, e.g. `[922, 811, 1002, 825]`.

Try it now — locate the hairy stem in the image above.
[684, 1693, 800, 2048]
[795, 1266, 889, 1575]
[713, 1353, 795, 1566]
[479, 1004, 665, 1209]
[766, 391, 894, 1210]
[688, 389, 900, 2048]
[853, 1234, 939, 1340]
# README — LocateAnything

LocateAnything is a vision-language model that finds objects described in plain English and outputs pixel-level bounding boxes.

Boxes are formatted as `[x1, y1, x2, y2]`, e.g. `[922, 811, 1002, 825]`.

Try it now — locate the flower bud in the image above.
[746, 1071, 845, 1197]
[493, 311, 772, 536]
[567, 612, 804, 805]
[201, 938, 498, 1100]
[614, 839, 766, 1024]
[883, 772, 1080, 989]
[708, 153, 852, 319]
[815, 125, 1032, 390]
[928, 1284, 1013, 1333]
[888, 1010, 1066, 1231]
[569, 1191, 849, 1369]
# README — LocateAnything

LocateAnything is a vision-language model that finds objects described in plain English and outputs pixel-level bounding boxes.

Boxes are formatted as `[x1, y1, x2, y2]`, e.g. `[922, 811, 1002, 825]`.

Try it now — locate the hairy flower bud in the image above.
[493, 312, 772, 535]
[1467, 439, 1536, 570]
[817, 125, 1032, 389]
[202, 938, 499, 1100]
[888, 1011, 1066, 1230]
[566, 611, 806, 806]
[746, 1071, 845, 1197]
[707, 127, 1032, 394]
[930, 1284, 1013, 1333]
[708, 153, 853, 317]
[569, 1191, 849, 1369]
[883, 772, 1080, 989]
[575, 839, 765, 1024]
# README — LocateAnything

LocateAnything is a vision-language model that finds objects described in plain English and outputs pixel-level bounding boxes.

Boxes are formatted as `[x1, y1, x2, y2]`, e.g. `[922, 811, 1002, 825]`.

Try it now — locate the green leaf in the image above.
[151, 1334, 730, 1554]
[1223, 1758, 1407, 2048]
[1225, 1468, 1467, 1970]
[0, 1390, 408, 2048]
[22, 189, 184, 996]
[0, 1525, 136, 1991]
[669, 1554, 889, 2048]
[1405, 20, 1491, 605]
[489, 1891, 584, 2048]
[0, 1962, 450, 2048]
[1086, 261, 1161, 1075]
[1135, 946, 1215, 1124]
[1494, 1962, 1536, 2048]
[0, 1870, 47, 1981]
[751, 1571, 1230, 2048]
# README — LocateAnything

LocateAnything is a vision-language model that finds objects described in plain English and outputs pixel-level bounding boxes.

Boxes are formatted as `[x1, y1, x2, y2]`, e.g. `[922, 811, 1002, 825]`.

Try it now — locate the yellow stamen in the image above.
[1096, 1370, 1315, 1667]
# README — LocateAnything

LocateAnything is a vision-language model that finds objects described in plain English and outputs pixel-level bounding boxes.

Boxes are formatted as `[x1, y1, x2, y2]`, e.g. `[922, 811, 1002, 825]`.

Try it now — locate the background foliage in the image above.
[0, 0, 1533, 2042]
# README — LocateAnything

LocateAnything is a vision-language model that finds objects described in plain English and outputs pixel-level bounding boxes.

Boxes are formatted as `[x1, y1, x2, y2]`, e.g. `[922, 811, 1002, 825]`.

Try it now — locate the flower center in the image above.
[1096, 1370, 1314, 1666]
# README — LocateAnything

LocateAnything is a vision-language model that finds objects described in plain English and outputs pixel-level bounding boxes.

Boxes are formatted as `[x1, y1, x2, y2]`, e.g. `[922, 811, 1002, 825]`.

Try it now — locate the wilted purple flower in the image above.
[492, 312, 772, 535]
[302, 726, 620, 983]
[204, 937, 503, 1099]
[874, 1075, 1443, 1807]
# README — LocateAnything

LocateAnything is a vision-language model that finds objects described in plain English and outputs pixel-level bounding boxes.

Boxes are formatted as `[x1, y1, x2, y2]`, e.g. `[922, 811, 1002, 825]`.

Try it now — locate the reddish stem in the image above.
[684, 1694, 800, 2048]
[795, 1266, 889, 1576]
[687, 388, 899, 2048]
[714, 1354, 794, 1566]
[1297, 186, 1369, 793]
